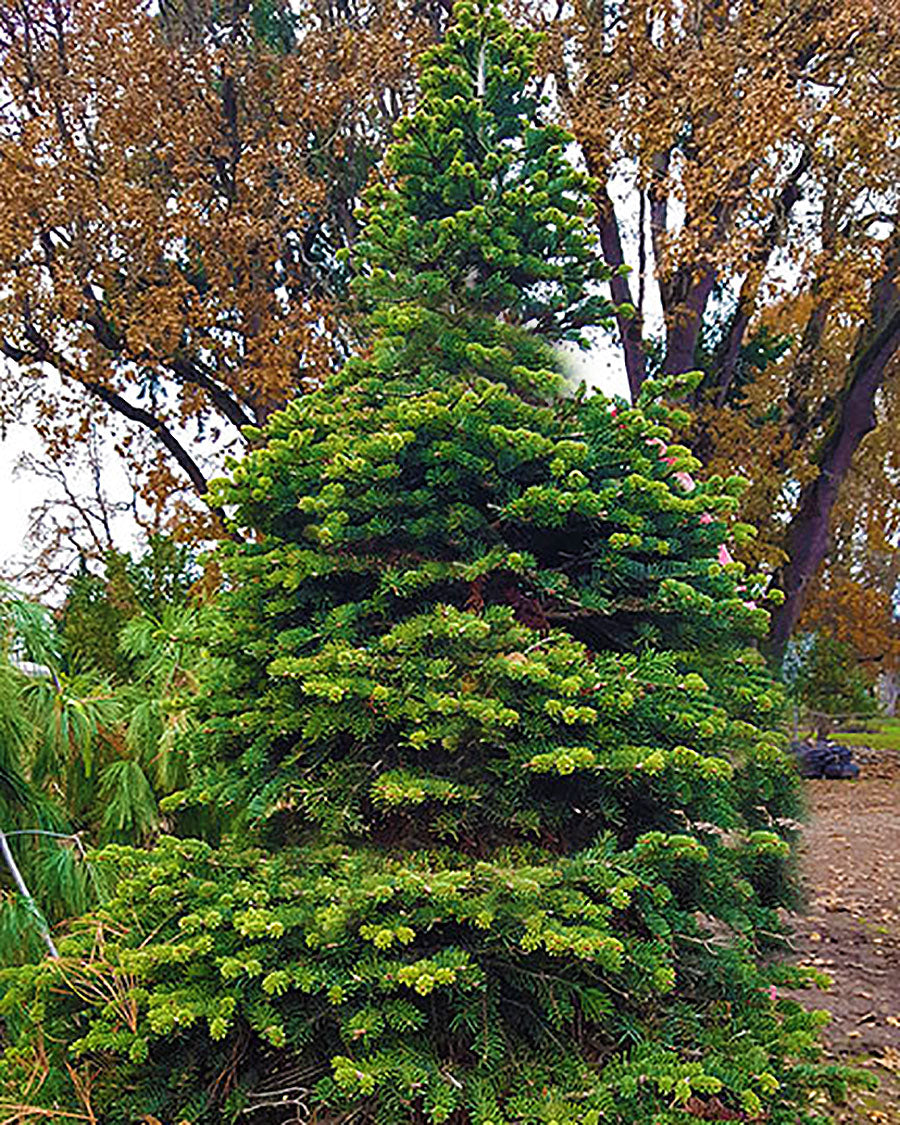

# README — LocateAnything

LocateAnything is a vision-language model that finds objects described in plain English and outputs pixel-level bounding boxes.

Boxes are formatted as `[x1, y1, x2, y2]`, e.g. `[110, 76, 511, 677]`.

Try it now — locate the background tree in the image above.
[0, 583, 97, 963]
[0, 7, 857, 1121]
[0, 0, 432, 522]
[8, 436, 133, 599]
[786, 633, 879, 734]
[60, 534, 198, 678]
[0, 538, 210, 964]
[52, 536, 212, 845]
[552, 0, 900, 659]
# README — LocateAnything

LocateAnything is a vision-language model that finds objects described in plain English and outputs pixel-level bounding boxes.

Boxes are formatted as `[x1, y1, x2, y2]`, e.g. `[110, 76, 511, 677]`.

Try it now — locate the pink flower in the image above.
[699, 512, 713, 525]
[674, 471, 695, 492]
[645, 436, 667, 453]
[609, 404, 618, 417]
[743, 600, 758, 610]
[768, 984, 777, 1003]
[718, 544, 734, 566]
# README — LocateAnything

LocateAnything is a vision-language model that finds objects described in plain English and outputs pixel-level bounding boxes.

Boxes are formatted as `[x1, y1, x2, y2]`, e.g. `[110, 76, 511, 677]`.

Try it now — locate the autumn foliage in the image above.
[0, 0, 428, 512]
[551, 0, 900, 658]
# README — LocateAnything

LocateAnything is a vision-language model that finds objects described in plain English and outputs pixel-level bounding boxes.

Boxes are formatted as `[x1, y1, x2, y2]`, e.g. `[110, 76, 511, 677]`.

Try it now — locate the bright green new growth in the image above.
[0, 4, 856, 1122]
[350, 2, 610, 342]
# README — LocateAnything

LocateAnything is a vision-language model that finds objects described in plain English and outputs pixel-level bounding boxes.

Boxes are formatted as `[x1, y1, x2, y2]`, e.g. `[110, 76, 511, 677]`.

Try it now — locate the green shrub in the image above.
[787, 632, 878, 732]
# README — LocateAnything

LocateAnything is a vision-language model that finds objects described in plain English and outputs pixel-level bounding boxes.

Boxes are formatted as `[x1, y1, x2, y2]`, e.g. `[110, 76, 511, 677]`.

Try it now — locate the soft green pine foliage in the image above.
[0, 556, 209, 964]
[0, 5, 854, 1122]
[0, 587, 98, 963]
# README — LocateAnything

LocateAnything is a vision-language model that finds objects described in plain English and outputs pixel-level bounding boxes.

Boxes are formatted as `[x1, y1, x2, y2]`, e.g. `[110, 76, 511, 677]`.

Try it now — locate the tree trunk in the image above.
[880, 670, 899, 716]
[662, 266, 717, 376]
[768, 301, 900, 664]
[593, 183, 647, 400]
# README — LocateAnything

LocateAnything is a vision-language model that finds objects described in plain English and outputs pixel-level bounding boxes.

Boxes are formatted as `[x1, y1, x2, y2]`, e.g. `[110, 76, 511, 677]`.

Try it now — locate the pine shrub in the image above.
[0, 4, 857, 1122]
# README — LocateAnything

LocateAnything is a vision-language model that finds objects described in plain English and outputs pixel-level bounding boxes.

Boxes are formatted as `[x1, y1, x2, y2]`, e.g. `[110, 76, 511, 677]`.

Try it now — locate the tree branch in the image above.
[168, 354, 255, 431]
[649, 148, 719, 378]
[78, 378, 211, 497]
[1, 331, 211, 499]
[81, 290, 255, 432]
[768, 237, 900, 662]
[0, 827, 58, 958]
[712, 149, 810, 405]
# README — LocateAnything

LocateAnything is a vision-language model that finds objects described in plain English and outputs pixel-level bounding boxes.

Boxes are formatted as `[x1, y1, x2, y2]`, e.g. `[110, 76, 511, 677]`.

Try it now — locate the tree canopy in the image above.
[557, 0, 900, 658]
[0, 0, 427, 511]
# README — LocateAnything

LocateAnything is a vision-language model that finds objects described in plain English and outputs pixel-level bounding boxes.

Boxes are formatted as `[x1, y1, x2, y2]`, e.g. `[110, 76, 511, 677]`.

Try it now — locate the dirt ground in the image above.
[784, 747, 900, 1122]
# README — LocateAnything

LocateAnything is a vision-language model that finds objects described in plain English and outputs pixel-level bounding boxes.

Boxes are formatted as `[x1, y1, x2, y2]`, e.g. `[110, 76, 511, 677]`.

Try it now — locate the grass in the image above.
[798, 718, 900, 752]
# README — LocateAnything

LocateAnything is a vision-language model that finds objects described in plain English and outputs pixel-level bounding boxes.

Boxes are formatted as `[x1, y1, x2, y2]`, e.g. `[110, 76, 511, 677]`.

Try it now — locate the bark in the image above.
[784, 296, 832, 439]
[768, 251, 900, 663]
[880, 669, 899, 716]
[713, 282, 754, 407]
[661, 265, 717, 376]
[647, 150, 670, 271]
[596, 187, 647, 399]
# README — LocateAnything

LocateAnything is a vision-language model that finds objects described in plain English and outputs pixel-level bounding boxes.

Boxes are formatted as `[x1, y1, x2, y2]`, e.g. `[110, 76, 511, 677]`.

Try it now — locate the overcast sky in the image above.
[1, 424, 51, 578]
[0, 338, 631, 584]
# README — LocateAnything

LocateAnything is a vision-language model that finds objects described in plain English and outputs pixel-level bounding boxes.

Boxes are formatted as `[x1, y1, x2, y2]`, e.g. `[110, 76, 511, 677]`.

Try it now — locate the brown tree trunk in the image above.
[593, 183, 647, 400]
[768, 287, 900, 663]
[661, 265, 717, 376]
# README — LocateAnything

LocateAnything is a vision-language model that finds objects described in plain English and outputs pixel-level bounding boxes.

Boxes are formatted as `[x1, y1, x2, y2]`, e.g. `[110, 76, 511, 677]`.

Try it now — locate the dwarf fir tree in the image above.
[0, 5, 856, 1123]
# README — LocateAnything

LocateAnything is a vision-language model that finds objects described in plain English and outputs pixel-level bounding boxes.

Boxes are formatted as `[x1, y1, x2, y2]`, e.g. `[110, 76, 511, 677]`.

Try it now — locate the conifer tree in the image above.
[0, 5, 857, 1122]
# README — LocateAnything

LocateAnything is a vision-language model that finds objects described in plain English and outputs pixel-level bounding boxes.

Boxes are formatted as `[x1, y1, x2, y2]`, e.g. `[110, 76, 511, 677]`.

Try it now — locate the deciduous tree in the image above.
[0, 0, 429, 515]
[553, 0, 900, 660]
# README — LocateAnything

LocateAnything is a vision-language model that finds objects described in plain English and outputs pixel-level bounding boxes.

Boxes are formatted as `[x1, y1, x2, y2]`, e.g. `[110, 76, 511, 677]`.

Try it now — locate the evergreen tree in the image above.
[788, 632, 879, 734]
[60, 535, 198, 680]
[0, 546, 209, 965]
[0, 5, 858, 1122]
[0, 586, 98, 964]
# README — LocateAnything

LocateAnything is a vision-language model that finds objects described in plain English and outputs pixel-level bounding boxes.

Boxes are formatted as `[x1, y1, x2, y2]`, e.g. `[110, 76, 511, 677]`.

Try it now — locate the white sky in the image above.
[1, 425, 51, 576]
[0, 340, 631, 581]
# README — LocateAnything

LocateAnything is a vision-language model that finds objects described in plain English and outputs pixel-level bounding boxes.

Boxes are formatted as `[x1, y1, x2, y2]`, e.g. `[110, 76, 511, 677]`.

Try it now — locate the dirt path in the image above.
[786, 750, 900, 1121]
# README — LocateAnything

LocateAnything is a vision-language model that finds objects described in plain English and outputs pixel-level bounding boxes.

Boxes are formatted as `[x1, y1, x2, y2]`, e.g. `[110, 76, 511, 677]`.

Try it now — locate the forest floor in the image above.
[784, 732, 900, 1122]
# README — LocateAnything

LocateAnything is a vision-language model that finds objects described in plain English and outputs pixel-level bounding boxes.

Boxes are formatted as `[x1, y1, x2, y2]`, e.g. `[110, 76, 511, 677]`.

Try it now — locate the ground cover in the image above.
[787, 723, 900, 1122]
